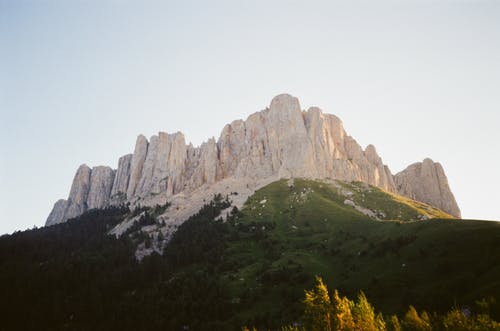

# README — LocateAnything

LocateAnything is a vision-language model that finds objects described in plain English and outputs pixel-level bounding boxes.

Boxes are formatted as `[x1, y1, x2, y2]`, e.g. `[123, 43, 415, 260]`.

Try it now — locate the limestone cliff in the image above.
[110, 154, 132, 203]
[46, 94, 460, 225]
[87, 166, 115, 210]
[46, 164, 114, 226]
[395, 158, 461, 217]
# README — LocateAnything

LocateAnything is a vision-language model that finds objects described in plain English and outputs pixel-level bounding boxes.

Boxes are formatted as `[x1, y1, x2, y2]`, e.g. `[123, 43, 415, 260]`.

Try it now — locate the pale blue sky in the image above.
[1, 0, 499, 234]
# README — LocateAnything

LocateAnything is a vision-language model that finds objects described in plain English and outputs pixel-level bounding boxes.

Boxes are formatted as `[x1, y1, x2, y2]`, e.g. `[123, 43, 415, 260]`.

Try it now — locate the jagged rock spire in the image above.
[395, 158, 461, 217]
[46, 94, 461, 225]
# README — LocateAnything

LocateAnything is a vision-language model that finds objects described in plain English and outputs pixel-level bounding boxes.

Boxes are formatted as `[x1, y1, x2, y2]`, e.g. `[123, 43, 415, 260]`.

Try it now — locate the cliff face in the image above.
[395, 159, 461, 217]
[46, 164, 115, 225]
[111, 154, 132, 200]
[46, 94, 460, 225]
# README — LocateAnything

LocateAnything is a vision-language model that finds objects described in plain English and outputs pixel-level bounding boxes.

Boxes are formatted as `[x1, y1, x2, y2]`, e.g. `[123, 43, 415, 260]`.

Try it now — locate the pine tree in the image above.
[387, 315, 402, 331]
[442, 307, 500, 331]
[332, 289, 355, 331]
[303, 276, 332, 331]
[352, 291, 382, 331]
[280, 326, 302, 331]
[402, 306, 432, 331]
[375, 313, 387, 331]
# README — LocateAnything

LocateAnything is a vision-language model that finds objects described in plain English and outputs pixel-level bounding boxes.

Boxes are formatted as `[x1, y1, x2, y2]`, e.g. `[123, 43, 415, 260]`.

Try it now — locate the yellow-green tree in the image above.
[442, 307, 500, 331]
[402, 305, 432, 331]
[352, 291, 385, 331]
[387, 315, 402, 331]
[303, 276, 332, 331]
[280, 326, 303, 331]
[375, 313, 387, 331]
[332, 289, 355, 331]
[442, 308, 469, 331]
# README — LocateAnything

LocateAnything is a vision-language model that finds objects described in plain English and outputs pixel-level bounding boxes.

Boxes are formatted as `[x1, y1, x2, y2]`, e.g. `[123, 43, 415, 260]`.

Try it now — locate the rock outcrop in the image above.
[110, 154, 132, 203]
[87, 166, 115, 210]
[45, 199, 69, 226]
[46, 164, 91, 226]
[127, 135, 148, 199]
[67, 164, 92, 212]
[46, 93, 461, 225]
[45, 164, 116, 225]
[395, 158, 461, 218]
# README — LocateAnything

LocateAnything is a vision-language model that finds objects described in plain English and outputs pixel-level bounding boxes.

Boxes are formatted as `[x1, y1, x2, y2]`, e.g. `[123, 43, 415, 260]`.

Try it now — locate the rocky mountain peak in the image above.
[68, 164, 91, 205]
[46, 94, 461, 225]
[269, 93, 302, 115]
[395, 158, 461, 217]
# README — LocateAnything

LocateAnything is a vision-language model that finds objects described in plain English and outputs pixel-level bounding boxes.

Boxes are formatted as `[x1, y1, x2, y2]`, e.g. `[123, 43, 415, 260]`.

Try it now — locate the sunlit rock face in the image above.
[395, 159, 461, 218]
[46, 93, 461, 225]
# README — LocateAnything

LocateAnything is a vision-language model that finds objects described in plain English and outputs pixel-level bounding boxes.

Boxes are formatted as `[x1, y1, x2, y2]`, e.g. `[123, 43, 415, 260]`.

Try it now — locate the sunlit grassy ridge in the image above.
[345, 180, 453, 220]
[240, 178, 452, 226]
[219, 179, 500, 327]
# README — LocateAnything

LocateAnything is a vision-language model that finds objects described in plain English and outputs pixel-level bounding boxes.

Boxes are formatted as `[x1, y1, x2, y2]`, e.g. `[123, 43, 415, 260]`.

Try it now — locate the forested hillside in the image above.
[1, 180, 499, 330]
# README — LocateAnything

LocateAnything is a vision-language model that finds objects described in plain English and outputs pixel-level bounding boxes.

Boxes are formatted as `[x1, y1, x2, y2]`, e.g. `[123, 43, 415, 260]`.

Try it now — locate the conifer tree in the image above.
[331, 289, 355, 331]
[352, 291, 383, 331]
[375, 312, 387, 331]
[303, 276, 332, 331]
[402, 306, 432, 331]
[388, 315, 402, 331]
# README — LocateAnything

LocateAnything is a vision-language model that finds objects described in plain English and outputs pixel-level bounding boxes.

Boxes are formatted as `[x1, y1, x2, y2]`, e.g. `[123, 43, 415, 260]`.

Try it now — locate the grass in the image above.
[218, 179, 500, 328]
[5, 178, 495, 330]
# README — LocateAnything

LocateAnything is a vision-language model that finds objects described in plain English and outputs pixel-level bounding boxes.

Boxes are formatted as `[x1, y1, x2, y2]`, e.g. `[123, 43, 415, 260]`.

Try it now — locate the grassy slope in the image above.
[1, 181, 498, 330]
[219, 179, 500, 327]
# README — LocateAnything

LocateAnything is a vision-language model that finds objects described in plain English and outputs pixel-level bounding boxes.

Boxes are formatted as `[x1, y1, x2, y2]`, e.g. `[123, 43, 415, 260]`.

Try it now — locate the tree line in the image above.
[243, 276, 499, 331]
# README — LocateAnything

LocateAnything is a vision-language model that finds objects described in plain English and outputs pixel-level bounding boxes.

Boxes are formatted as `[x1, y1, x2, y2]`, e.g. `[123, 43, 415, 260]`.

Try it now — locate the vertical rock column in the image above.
[127, 135, 149, 200]
[87, 166, 115, 209]
[64, 164, 92, 220]
[111, 154, 133, 203]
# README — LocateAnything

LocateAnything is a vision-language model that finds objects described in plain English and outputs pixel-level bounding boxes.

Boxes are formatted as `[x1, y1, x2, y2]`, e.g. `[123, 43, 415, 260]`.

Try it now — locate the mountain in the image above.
[46, 94, 460, 227]
[2, 178, 498, 330]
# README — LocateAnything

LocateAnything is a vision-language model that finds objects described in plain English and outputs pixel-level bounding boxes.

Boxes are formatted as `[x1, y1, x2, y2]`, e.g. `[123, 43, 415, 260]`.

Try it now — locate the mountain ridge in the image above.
[46, 94, 460, 226]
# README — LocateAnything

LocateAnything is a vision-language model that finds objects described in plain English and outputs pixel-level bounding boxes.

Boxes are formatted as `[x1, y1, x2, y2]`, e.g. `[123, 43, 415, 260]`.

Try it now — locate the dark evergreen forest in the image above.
[0, 196, 234, 331]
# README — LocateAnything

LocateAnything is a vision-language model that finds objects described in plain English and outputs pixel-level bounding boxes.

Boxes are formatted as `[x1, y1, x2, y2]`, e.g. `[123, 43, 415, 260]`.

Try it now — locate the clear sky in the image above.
[1, 0, 499, 234]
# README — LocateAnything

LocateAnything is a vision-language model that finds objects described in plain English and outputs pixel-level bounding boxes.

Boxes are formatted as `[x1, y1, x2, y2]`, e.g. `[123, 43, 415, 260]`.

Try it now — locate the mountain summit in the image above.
[46, 94, 460, 226]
